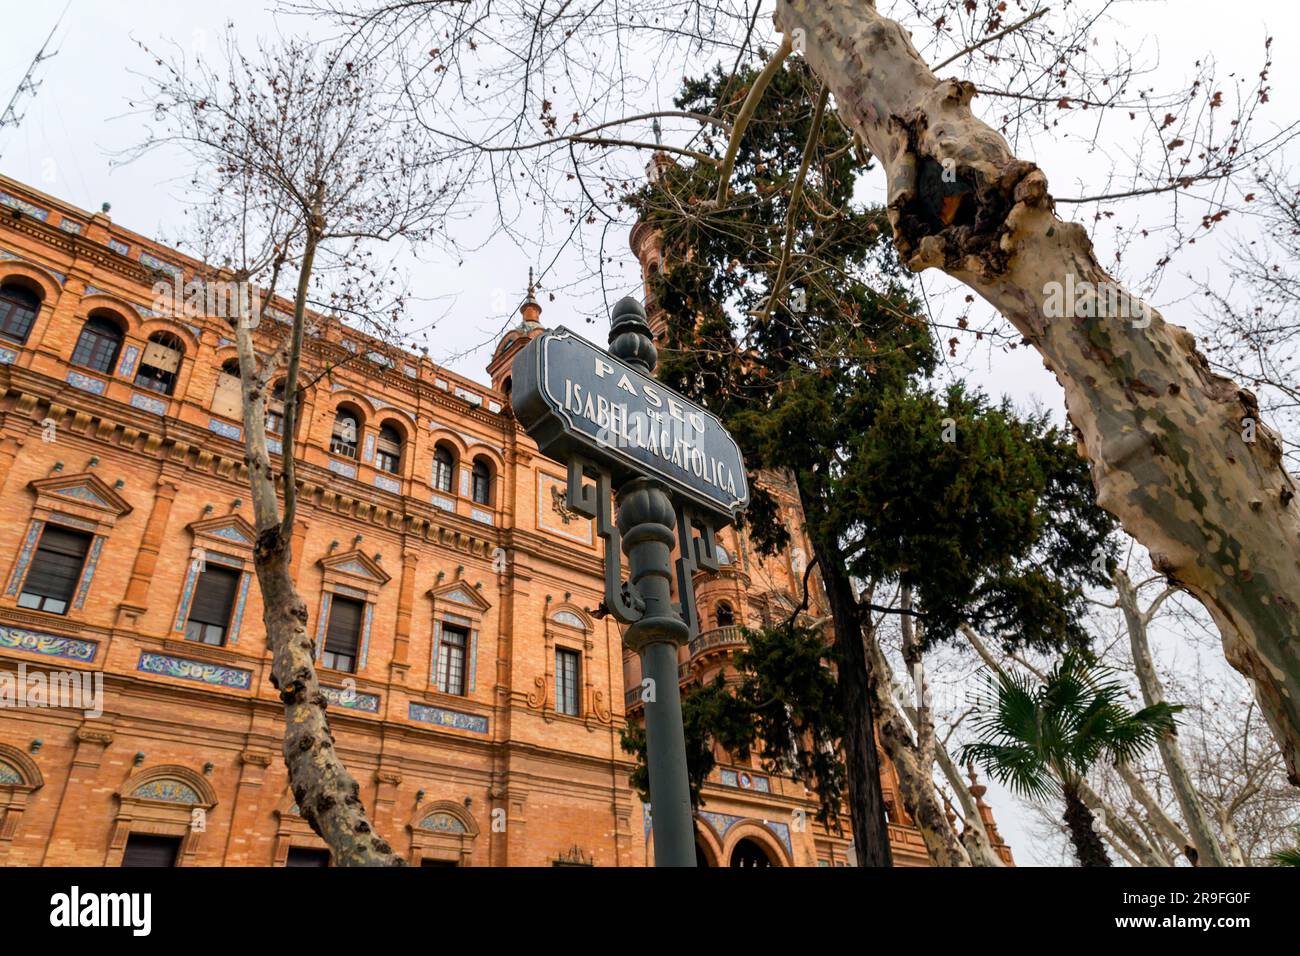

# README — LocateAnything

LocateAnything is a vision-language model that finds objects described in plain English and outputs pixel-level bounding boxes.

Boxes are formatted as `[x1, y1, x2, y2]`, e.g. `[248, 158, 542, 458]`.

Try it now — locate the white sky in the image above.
[2, 0, 1296, 866]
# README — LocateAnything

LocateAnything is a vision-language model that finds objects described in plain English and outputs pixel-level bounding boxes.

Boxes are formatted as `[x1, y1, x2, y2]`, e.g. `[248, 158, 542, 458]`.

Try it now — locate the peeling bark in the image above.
[233, 246, 403, 867]
[1114, 567, 1231, 865]
[777, 0, 1300, 785]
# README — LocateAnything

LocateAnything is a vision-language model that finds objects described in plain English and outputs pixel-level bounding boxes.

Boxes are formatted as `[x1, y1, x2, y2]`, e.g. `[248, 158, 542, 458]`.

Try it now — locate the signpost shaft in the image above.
[617, 477, 695, 866]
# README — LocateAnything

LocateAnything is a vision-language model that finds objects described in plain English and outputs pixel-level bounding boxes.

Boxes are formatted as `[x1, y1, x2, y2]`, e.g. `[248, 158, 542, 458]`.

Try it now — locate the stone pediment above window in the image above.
[187, 514, 258, 552]
[427, 578, 492, 615]
[28, 473, 132, 525]
[319, 550, 391, 589]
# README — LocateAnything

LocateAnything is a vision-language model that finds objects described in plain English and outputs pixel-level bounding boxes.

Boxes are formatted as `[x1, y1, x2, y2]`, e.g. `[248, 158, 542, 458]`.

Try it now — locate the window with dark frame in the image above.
[437, 623, 468, 696]
[471, 458, 491, 505]
[322, 595, 364, 673]
[376, 424, 402, 474]
[285, 847, 332, 867]
[0, 283, 40, 344]
[330, 410, 360, 459]
[133, 332, 183, 396]
[556, 647, 580, 716]
[120, 833, 181, 867]
[70, 314, 123, 374]
[265, 382, 287, 437]
[17, 524, 92, 615]
[184, 564, 241, 646]
[433, 444, 455, 493]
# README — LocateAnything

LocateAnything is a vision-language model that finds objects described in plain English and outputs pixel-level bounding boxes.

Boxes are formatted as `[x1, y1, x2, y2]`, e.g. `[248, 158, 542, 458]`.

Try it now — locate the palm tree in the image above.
[1273, 827, 1300, 867]
[962, 650, 1181, 867]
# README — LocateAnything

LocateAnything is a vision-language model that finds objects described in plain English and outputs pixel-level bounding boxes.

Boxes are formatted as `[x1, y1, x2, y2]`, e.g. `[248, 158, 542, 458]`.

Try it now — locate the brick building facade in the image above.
[0, 173, 1009, 866]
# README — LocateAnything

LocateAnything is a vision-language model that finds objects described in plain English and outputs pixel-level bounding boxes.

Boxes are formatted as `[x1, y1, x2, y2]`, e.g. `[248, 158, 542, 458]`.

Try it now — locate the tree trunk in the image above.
[1113, 567, 1230, 865]
[776, 0, 1300, 787]
[813, 536, 894, 866]
[1063, 783, 1113, 867]
[862, 622, 972, 865]
[233, 242, 403, 866]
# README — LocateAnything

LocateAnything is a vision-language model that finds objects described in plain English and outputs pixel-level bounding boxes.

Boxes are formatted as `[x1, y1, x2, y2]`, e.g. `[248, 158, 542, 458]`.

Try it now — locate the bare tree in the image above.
[131, 30, 452, 865]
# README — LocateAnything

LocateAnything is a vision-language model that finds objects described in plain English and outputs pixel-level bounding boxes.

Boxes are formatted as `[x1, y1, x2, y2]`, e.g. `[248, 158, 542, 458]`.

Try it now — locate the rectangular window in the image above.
[184, 564, 241, 646]
[120, 833, 181, 867]
[323, 595, 364, 673]
[17, 524, 91, 615]
[556, 647, 580, 716]
[285, 847, 332, 867]
[437, 623, 468, 696]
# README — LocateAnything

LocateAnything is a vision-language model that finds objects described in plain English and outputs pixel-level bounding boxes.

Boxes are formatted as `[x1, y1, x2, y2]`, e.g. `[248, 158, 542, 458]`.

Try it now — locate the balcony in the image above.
[688, 625, 746, 659]
[624, 626, 748, 711]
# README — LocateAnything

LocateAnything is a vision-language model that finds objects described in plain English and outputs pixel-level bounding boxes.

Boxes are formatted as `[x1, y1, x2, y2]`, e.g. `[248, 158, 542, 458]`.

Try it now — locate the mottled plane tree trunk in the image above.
[776, 0, 1300, 784]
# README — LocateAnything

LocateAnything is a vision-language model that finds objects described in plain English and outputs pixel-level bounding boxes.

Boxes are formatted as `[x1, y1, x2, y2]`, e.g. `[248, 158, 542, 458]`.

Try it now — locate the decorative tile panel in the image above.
[373, 474, 400, 494]
[468, 629, 478, 693]
[0, 191, 49, 220]
[0, 346, 16, 365]
[227, 571, 252, 645]
[0, 625, 97, 662]
[52, 484, 109, 507]
[207, 418, 242, 441]
[174, 557, 201, 632]
[0, 761, 22, 785]
[71, 535, 105, 609]
[130, 392, 167, 415]
[208, 525, 252, 545]
[58, 218, 82, 234]
[430, 493, 455, 512]
[118, 344, 141, 378]
[358, 602, 373, 670]
[403, 364, 418, 379]
[107, 239, 129, 256]
[139, 252, 182, 278]
[314, 593, 331, 663]
[417, 812, 466, 833]
[333, 584, 366, 599]
[408, 702, 489, 735]
[698, 811, 792, 857]
[137, 652, 252, 690]
[66, 371, 106, 395]
[267, 438, 283, 456]
[362, 432, 376, 463]
[552, 611, 585, 629]
[5, 521, 43, 596]
[327, 460, 357, 480]
[719, 768, 771, 793]
[131, 779, 200, 803]
[321, 685, 381, 714]
[470, 508, 494, 526]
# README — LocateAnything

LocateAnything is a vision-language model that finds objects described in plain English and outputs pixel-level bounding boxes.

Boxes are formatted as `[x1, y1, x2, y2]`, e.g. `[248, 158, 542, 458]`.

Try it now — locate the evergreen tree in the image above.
[626, 59, 1117, 864]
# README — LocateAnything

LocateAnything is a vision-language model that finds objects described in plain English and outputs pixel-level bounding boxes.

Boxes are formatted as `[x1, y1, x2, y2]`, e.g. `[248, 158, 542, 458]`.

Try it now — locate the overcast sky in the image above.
[2, 0, 1297, 866]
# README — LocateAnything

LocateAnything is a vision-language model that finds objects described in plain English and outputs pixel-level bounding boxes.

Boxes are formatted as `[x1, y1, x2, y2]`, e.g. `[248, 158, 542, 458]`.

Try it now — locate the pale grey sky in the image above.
[2, 0, 1296, 866]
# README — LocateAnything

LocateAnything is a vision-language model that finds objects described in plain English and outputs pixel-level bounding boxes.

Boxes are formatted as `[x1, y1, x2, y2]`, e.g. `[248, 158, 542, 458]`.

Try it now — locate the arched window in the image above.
[471, 457, 492, 505]
[376, 424, 403, 474]
[433, 443, 456, 493]
[70, 313, 123, 374]
[0, 282, 40, 344]
[265, 381, 286, 436]
[330, 408, 360, 459]
[134, 331, 184, 395]
[716, 602, 735, 628]
[212, 359, 242, 420]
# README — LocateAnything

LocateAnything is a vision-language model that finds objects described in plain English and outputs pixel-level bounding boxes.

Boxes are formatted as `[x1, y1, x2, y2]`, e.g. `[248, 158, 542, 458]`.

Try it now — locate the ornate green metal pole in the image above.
[607, 302, 696, 867]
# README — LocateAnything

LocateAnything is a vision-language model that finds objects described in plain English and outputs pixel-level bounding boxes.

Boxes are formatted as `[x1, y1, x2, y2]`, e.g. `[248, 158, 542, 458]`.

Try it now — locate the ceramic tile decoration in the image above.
[137, 652, 253, 690]
[408, 702, 489, 734]
[0, 625, 97, 662]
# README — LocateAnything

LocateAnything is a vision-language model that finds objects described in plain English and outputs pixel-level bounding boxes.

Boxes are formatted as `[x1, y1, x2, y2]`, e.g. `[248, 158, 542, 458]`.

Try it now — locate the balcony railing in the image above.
[688, 625, 746, 659]
[624, 626, 749, 711]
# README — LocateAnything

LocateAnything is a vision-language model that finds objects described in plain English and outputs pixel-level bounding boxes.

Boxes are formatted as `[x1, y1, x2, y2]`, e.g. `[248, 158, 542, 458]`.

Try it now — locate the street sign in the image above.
[511, 325, 750, 522]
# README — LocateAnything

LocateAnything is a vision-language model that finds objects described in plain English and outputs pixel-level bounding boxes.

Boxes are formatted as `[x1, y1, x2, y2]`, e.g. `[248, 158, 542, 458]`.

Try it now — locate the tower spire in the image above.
[520, 267, 541, 325]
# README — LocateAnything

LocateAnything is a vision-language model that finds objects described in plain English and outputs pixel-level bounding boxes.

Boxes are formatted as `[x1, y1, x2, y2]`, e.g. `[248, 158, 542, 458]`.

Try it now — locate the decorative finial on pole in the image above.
[521, 267, 542, 324]
[608, 296, 657, 374]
